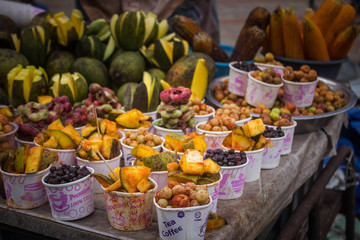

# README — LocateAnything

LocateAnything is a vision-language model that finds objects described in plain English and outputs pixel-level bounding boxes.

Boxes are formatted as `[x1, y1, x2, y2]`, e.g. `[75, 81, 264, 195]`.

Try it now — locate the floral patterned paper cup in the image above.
[229, 62, 249, 96]
[194, 106, 215, 125]
[1, 164, 51, 209]
[103, 178, 157, 231]
[76, 151, 122, 193]
[151, 120, 196, 138]
[261, 135, 285, 169]
[245, 72, 283, 109]
[196, 122, 231, 150]
[218, 157, 248, 200]
[282, 77, 318, 108]
[154, 197, 212, 240]
[265, 120, 297, 155]
[42, 167, 95, 221]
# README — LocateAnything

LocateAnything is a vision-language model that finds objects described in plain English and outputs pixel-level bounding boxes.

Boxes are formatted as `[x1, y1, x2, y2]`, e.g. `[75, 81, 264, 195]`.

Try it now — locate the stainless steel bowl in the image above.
[205, 76, 357, 134]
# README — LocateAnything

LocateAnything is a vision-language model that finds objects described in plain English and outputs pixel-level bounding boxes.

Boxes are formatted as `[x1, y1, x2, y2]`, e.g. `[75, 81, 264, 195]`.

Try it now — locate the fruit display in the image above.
[259, 107, 294, 126]
[197, 116, 236, 132]
[265, 2, 359, 61]
[155, 181, 211, 208]
[167, 149, 221, 184]
[232, 62, 260, 72]
[122, 127, 162, 148]
[215, 103, 251, 121]
[163, 132, 207, 153]
[44, 165, 91, 184]
[81, 118, 120, 139]
[250, 67, 282, 85]
[253, 52, 283, 66]
[155, 87, 196, 130]
[283, 65, 318, 82]
[222, 119, 273, 151]
[0, 146, 58, 174]
[133, 149, 178, 172]
[77, 135, 120, 161]
[115, 109, 152, 129]
[263, 126, 285, 138]
[188, 97, 214, 115]
[34, 120, 82, 150]
[7, 65, 48, 107]
[204, 149, 247, 167]
[91, 165, 154, 193]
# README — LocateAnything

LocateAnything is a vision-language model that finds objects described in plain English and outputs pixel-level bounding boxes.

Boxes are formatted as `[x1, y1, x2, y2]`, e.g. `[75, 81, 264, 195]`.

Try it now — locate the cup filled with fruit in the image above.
[261, 127, 285, 169]
[260, 111, 297, 155]
[282, 65, 318, 107]
[92, 165, 157, 231]
[154, 181, 212, 240]
[228, 61, 260, 96]
[153, 87, 196, 137]
[42, 165, 95, 220]
[132, 147, 178, 190]
[222, 119, 273, 182]
[0, 146, 58, 209]
[246, 67, 284, 109]
[188, 97, 215, 124]
[204, 149, 248, 199]
[0, 120, 18, 153]
[214, 103, 252, 126]
[115, 109, 153, 132]
[34, 120, 82, 166]
[76, 119, 122, 193]
[167, 149, 222, 213]
[121, 127, 163, 166]
[162, 132, 207, 160]
[253, 52, 284, 71]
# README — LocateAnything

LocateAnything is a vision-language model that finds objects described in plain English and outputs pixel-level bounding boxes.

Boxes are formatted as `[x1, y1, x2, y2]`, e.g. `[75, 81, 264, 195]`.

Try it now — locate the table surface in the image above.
[0, 113, 346, 240]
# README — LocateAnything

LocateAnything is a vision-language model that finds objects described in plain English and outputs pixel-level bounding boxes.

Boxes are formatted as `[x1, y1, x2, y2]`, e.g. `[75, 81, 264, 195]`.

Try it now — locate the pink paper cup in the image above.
[261, 135, 285, 169]
[154, 197, 212, 240]
[76, 151, 122, 193]
[282, 77, 318, 108]
[218, 157, 248, 200]
[245, 72, 283, 109]
[194, 106, 215, 125]
[151, 120, 195, 138]
[196, 122, 231, 150]
[102, 178, 157, 231]
[229, 62, 249, 96]
[265, 120, 297, 155]
[42, 167, 95, 221]
[0, 164, 51, 209]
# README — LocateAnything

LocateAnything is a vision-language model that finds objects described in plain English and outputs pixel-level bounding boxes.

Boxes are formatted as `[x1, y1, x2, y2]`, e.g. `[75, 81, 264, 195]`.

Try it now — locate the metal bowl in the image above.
[206, 76, 357, 134]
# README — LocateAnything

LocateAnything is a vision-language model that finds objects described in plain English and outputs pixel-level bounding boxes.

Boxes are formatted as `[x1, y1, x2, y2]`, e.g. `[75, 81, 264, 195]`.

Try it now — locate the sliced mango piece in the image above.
[179, 149, 204, 175]
[61, 125, 82, 146]
[25, 146, 44, 173]
[203, 159, 221, 174]
[115, 109, 139, 128]
[120, 166, 151, 193]
[45, 129, 77, 149]
[43, 135, 59, 149]
[109, 167, 121, 182]
[91, 173, 114, 188]
[47, 119, 64, 131]
[105, 179, 122, 191]
[130, 144, 159, 159]
[137, 178, 154, 193]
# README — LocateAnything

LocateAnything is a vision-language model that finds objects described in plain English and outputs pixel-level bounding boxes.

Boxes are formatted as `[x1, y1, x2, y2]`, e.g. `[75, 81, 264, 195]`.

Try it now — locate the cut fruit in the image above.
[47, 119, 64, 131]
[91, 173, 114, 187]
[25, 146, 44, 173]
[203, 159, 220, 174]
[45, 129, 77, 149]
[105, 179, 122, 191]
[137, 178, 154, 193]
[61, 125, 82, 146]
[43, 135, 59, 149]
[115, 109, 139, 128]
[120, 166, 151, 193]
[109, 166, 121, 182]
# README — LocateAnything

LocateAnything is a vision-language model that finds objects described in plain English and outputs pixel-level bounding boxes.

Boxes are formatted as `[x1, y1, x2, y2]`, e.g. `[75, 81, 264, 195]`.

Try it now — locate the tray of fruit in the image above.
[206, 76, 357, 134]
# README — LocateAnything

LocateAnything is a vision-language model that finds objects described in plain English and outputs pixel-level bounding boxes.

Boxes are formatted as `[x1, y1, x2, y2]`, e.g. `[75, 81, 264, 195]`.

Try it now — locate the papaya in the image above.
[166, 52, 215, 89]
[71, 57, 109, 87]
[45, 50, 75, 78]
[120, 166, 151, 193]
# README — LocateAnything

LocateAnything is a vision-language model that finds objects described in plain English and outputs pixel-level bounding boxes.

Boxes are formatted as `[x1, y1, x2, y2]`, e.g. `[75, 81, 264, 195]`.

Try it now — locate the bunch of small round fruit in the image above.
[283, 65, 317, 82]
[250, 67, 282, 85]
[188, 97, 214, 115]
[198, 115, 236, 132]
[215, 103, 250, 121]
[122, 127, 162, 147]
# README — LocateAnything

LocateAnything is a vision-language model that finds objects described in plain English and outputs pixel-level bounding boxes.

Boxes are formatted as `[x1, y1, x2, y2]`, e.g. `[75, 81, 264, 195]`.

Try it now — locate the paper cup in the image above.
[0, 164, 51, 209]
[245, 72, 283, 109]
[103, 178, 157, 231]
[229, 61, 249, 96]
[154, 197, 212, 240]
[218, 157, 248, 200]
[15, 136, 36, 148]
[34, 141, 76, 166]
[150, 171, 168, 192]
[235, 116, 252, 127]
[194, 106, 215, 125]
[75, 125, 85, 135]
[0, 122, 18, 153]
[161, 144, 184, 161]
[76, 151, 122, 193]
[151, 120, 195, 138]
[121, 137, 164, 166]
[42, 167, 95, 221]
[265, 120, 297, 155]
[261, 135, 285, 169]
[282, 78, 318, 108]
[254, 63, 285, 72]
[196, 122, 231, 150]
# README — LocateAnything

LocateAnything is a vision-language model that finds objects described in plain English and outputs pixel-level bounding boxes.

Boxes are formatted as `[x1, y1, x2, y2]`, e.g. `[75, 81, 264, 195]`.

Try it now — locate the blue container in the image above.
[214, 45, 234, 79]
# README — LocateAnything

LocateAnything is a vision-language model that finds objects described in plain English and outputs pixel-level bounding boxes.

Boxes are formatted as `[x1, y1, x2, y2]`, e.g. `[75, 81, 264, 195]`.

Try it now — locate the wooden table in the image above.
[0, 113, 346, 240]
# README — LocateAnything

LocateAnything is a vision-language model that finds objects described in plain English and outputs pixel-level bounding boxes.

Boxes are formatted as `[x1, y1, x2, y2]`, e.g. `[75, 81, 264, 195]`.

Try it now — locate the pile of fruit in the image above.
[263, 126, 285, 139]
[122, 128, 162, 148]
[44, 165, 91, 184]
[155, 87, 196, 130]
[188, 97, 213, 116]
[215, 103, 250, 121]
[197, 116, 236, 132]
[204, 149, 247, 167]
[91, 166, 155, 193]
[250, 67, 282, 85]
[260, 107, 293, 126]
[0, 146, 58, 174]
[232, 62, 260, 72]
[283, 65, 317, 82]
[254, 52, 283, 66]
[222, 119, 273, 151]
[155, 181, 210, 208]
[163, 132, 207, 153]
